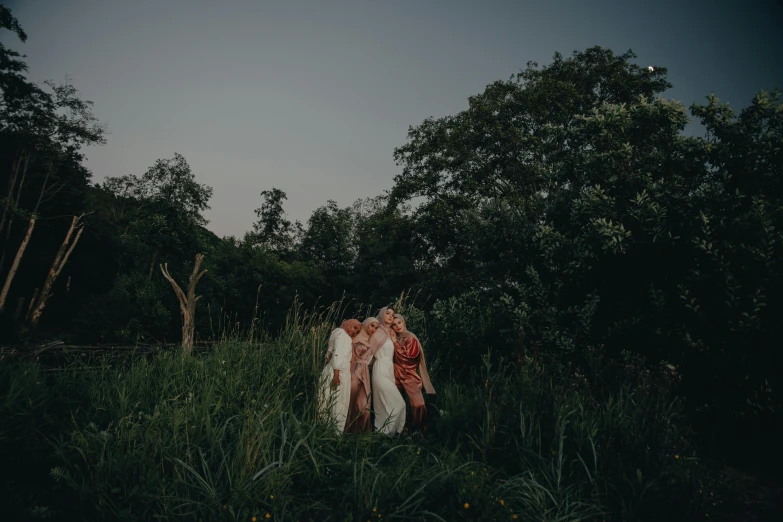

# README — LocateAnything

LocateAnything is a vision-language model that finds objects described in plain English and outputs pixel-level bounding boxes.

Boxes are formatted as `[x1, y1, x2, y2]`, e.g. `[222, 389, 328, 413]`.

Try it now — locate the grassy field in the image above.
[0, 304, 762, 521]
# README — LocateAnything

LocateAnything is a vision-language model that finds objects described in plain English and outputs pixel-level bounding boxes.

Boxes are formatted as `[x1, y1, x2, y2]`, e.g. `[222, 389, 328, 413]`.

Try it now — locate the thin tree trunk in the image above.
[0, 216, 36, 314]
[0, 152, 31, 276]
[25, 288, 39, 321]
[28, 215, 84, 327]
[160, 254, 207, 354]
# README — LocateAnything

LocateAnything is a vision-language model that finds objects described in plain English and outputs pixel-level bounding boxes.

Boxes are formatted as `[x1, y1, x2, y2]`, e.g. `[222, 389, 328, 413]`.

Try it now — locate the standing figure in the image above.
[319, 319, 362, 434]
[345, 317, 379, 433]
[369, 306, 406, 435]
[391, 313, 435, 434]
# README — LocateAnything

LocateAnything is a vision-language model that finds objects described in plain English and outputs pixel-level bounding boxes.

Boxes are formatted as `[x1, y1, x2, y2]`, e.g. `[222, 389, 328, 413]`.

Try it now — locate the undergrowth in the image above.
[0, 303, 739, 521]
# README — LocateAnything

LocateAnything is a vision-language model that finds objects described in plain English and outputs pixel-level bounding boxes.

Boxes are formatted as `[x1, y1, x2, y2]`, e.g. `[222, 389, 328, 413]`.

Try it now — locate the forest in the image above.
[1, 4, 781, 521]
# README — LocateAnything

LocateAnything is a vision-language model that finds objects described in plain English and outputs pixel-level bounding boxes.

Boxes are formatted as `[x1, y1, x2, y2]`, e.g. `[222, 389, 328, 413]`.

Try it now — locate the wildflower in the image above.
[648, 66, 654, 72]
[373, 507, 377, 513]
[499, 499, 505, 506]
[223, 505, 227, 510]
[270, 495, 274, 499]
[674, 454, 679, 459]
[464, 503, 470, 509]
[265, 514, 271, 519]
[252, 517, 257, 522]
[513, 516, 519, 520]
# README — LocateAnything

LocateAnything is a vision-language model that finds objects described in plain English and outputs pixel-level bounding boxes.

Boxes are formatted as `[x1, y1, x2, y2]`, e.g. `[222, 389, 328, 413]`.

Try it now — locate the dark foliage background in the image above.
[1, 3, 781, 507]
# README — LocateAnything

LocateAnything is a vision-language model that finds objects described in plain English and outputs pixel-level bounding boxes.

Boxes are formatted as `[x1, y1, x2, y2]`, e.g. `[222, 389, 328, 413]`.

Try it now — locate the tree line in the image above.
[1, 5, 781, 472]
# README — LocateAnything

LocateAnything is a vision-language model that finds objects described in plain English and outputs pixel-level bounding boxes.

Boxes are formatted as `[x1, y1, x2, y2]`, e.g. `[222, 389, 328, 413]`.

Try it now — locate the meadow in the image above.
[1, 301, 756, 522]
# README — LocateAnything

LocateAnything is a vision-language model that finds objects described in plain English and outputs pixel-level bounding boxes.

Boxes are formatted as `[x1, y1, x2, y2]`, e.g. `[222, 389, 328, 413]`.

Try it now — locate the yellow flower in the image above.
[674, 455, 679, 459]
[512, 516, 519, 520]
[464, 503, 470, 509]
[270, 495, 274, 499]
[265, 514, 271, 520]
[252, 517, 257, 522]
[373, 507, 377, 513]
[499, 499, 505, 506]
[223, 505, 227, 510]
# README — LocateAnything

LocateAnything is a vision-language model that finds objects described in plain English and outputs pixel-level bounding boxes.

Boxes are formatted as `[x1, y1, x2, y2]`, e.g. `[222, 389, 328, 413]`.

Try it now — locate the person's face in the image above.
[350, 324, 361, 338]
[392, 317, 405, 333]
[367, 322, 378, 336]
[383, 308, 395, 325]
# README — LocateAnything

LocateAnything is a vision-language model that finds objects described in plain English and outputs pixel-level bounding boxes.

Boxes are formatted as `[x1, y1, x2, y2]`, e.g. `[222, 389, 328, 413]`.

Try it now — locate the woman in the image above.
[391, 313, 435, 434]
[345, 317, 379, 433]
[368, 306, 406, 435]
[319, 319, 362, 434]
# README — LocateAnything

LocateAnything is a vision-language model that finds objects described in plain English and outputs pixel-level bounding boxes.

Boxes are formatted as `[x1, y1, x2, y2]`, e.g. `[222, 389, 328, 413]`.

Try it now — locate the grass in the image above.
[0, 302, 749, 521]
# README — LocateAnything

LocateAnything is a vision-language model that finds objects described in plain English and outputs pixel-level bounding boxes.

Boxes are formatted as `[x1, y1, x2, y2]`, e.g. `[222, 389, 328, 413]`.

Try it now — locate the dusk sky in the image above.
[3, 0, 782, 237]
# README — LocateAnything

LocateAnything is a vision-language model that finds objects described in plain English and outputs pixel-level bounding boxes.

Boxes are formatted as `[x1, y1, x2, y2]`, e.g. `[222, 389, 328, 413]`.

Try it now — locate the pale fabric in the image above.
[318, 327, 353, 434]
[371, 337, 406, 435]
[346, 317, 378, 433]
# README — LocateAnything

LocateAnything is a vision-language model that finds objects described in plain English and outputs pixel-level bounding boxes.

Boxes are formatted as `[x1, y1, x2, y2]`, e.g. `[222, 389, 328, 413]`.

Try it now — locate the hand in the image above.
[331, 371, 341, 387]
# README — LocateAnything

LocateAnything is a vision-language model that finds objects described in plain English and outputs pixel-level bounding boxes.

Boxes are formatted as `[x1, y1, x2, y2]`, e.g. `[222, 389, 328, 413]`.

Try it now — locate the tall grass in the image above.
[1, 301, 734, 521]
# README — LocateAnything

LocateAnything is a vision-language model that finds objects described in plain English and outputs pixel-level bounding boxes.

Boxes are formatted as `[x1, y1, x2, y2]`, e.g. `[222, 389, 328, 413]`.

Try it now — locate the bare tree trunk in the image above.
[28, 215, 84, 327]
[0, 152, 31, 275]
[25, 288, 39, 321]
[160, 254, 207, 354]
[0, 216, 36, 314]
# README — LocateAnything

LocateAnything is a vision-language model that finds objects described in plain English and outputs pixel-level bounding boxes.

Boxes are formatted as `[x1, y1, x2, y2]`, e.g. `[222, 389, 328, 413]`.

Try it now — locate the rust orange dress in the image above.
[394, 336, 427, 432]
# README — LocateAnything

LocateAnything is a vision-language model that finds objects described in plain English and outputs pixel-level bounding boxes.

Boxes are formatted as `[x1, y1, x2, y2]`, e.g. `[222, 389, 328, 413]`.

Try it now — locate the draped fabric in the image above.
[318, 327, 354, 434]
[392, 315, 436, 395]
[392, 313, 436, 433]
[346, 317, 377, 434]
[369, 306, 397, 358]
[394, 335, 428, 432]
[369, 307, 405, 435]
[371, 336, 406, 434]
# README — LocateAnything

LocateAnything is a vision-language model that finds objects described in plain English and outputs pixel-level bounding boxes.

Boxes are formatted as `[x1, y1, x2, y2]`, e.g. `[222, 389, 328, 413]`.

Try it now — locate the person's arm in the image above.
[330, 331, 352, 386]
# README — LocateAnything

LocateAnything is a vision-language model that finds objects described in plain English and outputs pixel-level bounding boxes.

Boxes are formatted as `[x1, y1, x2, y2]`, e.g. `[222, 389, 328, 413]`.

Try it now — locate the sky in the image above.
[3, 0, 782, 238]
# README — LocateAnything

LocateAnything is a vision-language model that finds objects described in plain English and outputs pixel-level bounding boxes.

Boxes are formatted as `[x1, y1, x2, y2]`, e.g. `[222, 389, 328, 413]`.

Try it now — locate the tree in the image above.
[160, 254, 207, 354]
[101, 153, 213, 277]
[390, 46, 782, 454]
[0, 5, 104, 326]
[249, 188, 300, 254]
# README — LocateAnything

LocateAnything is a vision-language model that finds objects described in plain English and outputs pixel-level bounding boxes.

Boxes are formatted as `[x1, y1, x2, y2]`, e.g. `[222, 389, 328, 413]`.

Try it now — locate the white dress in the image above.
[319, 328, 353, 434]
[371, 338, 406, 435]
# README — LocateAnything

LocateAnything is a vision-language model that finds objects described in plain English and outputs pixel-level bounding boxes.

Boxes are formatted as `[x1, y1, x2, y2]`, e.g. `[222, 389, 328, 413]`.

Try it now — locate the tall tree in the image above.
[0, 5, 104, 323]
[250, 188, 301, 255]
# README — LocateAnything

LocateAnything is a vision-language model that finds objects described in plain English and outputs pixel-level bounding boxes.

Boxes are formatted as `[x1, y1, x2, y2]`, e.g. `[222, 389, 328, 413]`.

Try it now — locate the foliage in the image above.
[249, 188, 301, 256]
[0, 3, 781, 504]
[0, 303, 751, 521]
[391, 47, 783, 470]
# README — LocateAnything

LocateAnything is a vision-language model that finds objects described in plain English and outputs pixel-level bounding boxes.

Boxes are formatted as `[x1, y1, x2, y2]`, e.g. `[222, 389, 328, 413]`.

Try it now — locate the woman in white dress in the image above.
[319, 319, 362, 434]
[369, 306, 406, 435]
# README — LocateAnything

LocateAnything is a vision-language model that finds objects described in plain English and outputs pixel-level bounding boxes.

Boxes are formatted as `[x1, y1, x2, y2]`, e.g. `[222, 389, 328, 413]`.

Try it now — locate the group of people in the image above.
[318, 306, 436, 435]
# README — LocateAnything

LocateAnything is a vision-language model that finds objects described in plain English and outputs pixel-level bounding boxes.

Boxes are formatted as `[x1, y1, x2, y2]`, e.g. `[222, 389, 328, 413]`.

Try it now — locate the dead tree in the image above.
[27, 214, 85, 326]
[160, 254, 207, 354]
[0, 215, 36, 314]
